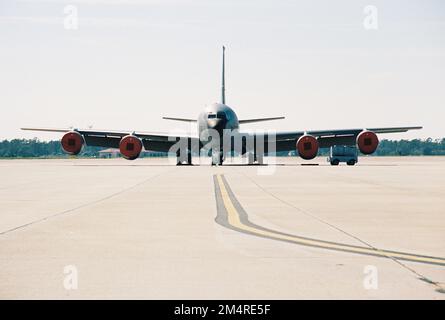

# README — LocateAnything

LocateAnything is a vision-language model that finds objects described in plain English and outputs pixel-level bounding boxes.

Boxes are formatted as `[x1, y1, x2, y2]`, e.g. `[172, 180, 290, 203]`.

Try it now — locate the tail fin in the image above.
[221, 46, 226, 104]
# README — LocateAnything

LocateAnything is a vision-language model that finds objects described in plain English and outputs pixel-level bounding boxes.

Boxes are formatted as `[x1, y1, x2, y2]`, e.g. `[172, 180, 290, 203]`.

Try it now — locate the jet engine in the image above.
[297, 134, 319, 160]
[356, 130, 379, 154]
[61, 131, 84, 155]
[119, 135, 143, 160]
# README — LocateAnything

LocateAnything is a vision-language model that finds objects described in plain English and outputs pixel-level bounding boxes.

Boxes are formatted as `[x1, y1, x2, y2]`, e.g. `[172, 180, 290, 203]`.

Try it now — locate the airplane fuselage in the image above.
[197, 103, 239, 150]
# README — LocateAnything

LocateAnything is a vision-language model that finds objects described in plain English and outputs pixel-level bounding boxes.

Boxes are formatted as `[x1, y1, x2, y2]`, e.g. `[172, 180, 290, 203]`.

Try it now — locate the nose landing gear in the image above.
[211, 152, 224, 166]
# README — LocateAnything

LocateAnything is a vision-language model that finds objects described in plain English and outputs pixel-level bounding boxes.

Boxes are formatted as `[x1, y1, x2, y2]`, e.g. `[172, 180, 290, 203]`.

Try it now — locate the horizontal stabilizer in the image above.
[239, 116, 285, 124]
[162, 117, 197, 122]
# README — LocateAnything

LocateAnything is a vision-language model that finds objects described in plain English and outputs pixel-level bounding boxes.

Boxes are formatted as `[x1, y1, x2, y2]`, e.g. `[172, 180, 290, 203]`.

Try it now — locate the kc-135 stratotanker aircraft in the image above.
[22, 47, 422, 165]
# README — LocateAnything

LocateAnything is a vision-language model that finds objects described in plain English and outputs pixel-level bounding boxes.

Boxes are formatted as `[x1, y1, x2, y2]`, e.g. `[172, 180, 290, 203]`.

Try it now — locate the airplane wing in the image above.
[22, 125, 422, 154]
[21, 127, 199, 153]
[241, 126, 423, 152]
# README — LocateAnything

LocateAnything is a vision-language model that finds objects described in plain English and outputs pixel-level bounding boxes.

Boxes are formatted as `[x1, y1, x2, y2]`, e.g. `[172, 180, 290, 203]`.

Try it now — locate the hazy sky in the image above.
[0, 0, 444, 140]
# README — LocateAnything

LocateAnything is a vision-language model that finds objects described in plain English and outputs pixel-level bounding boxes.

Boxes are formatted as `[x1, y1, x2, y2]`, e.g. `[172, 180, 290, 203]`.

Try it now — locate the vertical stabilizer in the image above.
[221, 46, 226, 104]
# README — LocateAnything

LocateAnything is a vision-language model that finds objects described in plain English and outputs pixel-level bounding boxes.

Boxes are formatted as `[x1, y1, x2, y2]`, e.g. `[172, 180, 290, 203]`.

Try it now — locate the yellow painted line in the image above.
[216, 174, 445, 266]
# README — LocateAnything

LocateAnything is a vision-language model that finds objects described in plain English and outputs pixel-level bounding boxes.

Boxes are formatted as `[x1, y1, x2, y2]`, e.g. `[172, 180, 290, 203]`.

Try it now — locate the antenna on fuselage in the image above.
[221, 46, 226, 105]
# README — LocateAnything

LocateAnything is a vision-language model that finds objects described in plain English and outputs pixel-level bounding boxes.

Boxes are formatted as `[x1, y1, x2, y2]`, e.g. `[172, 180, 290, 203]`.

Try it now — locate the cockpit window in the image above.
[208, 114, 217, 119]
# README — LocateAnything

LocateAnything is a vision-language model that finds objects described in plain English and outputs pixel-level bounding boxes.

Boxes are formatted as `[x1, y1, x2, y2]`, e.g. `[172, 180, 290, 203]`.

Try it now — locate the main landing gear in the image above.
[176, 149, 192, 166]
[247, 152, 264, 165]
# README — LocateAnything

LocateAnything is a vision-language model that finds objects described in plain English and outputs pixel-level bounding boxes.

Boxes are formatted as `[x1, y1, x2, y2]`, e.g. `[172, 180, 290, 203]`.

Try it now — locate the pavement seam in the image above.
[0, 168, 173, 237]
[229, 170, 445, 293]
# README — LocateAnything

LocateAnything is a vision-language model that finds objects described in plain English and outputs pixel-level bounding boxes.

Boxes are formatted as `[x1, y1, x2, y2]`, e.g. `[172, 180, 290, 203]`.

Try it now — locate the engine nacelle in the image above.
[119, 135, 143, 160]
[297, 134, 319, 160]
[61, 131, 84, 155]
[357, 130, 379, 154]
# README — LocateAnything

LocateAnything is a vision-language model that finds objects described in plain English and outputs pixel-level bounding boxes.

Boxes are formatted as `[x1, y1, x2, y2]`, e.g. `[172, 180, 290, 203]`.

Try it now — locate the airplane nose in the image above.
[207, 118, 222, 129]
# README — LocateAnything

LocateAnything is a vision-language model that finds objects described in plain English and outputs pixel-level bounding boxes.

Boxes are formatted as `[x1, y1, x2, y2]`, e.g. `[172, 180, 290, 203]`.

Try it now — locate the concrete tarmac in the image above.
[0, 156, 444, 299]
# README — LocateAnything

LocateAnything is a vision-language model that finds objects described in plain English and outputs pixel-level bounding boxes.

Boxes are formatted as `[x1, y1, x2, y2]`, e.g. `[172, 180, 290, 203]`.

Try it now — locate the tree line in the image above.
[0, 138, 444, 158]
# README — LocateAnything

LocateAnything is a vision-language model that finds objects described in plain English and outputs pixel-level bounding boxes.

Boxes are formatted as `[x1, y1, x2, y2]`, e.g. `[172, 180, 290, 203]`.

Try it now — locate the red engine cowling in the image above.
[119, 135, 143, 160]
[297, 134, 319, 160]
[357, 130, 379, 154]
[61, 131, 84, 155]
